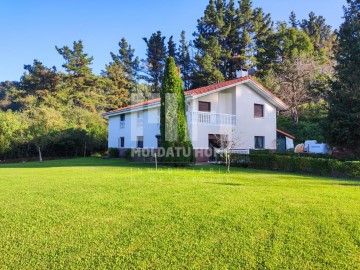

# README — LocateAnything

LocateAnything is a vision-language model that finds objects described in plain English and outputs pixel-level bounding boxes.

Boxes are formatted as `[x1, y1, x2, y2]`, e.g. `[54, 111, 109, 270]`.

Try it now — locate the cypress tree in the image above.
[327, 0, 360, 155]
[160, 57, 194, 165]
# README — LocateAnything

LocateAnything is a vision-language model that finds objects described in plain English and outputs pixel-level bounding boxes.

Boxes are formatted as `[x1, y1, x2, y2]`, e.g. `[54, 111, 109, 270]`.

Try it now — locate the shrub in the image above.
[231, 153, 360, 179]
[108, 148, 119, 158]
[124, 149, 133, 161]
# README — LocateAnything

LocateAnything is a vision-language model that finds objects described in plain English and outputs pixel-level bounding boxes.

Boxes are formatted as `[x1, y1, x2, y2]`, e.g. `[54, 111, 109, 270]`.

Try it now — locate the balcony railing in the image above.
[187, 111, 236, 126]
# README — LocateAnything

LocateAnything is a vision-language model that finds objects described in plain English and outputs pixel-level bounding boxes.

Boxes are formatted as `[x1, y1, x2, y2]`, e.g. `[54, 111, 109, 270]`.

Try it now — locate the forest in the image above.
[0, 0, 359, 160]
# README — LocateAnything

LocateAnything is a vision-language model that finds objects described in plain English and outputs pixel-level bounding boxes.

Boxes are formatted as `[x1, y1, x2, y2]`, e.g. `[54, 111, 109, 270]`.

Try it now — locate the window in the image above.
[255, 136, 265, 149]
[120, 114, 125, 121]
[254, 104, 264, 117]
[156, 135, 161, 147]
[137, 136, 144, 148]
[199, 101, 211, 112]
[119, 137, 125, 148]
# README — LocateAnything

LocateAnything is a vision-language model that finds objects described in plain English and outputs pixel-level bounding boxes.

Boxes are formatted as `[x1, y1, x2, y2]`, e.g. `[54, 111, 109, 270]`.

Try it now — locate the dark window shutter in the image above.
[254, 104, 264, 117]
[120, 137, 125, 148]
[199, 101, 211, 112]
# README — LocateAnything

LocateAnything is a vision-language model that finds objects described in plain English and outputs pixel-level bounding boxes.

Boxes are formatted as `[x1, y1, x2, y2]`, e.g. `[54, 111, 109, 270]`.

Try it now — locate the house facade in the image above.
[102, 76, 288, 161]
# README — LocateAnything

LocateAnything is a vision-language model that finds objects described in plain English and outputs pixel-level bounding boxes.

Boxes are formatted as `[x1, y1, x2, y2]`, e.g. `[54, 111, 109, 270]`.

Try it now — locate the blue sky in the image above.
[0, 0, 346, 81]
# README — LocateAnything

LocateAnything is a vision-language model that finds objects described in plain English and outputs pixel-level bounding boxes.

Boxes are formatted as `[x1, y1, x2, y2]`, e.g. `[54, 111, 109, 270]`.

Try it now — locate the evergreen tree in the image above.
[56, 41, 105, 111]
[160, 57, 194, 165]
[328, 0, 360, 155]
[300, 12, 334, 55]
[101, 63, 129, 110]
[223, 0, 240, 78]
[167, 36, 177, 60]
[143, 31, 167, 92]
[109, 37, 140, 88]
[177, 31, 193, 90]
[235, 0, 255, 69]
[18, 60, 61, 108]
[289, 11, 299, 28]
[193, 0, 227, 86]
[56, 40, 93, 76]
[21, 60, 59, 95]
[252, 7, 274, 76]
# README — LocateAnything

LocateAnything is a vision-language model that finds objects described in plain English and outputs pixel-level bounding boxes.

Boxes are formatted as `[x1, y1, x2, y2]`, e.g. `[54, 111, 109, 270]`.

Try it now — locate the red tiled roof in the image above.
[185, 76, 250, 96]
[277, 129, 295, 140]
[102, 76, 287, 116]
[103, 98, 160, 116]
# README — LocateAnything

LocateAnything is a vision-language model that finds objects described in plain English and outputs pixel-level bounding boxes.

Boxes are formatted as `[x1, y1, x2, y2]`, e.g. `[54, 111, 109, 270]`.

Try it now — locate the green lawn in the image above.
[0, 158, 359, 269]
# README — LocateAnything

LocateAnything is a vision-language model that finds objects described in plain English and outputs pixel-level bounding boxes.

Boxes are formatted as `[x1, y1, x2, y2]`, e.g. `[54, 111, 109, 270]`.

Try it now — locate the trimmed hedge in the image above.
[231, 154, 360, 179]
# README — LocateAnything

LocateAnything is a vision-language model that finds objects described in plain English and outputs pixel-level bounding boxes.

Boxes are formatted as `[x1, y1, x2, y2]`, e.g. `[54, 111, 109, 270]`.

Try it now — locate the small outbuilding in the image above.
[276, 129, 295, 153]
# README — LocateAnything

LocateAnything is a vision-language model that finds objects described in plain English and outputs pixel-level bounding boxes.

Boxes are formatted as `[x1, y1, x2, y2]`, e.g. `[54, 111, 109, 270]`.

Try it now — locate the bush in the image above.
[108, 148, 119, 158]
[231, 153, 360, 179]
[124, 149, 132, 161]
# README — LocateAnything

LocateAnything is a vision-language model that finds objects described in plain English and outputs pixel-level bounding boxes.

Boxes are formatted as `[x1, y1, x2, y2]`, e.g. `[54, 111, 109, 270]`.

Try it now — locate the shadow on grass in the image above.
[205, 182, 244, 187]
[337, 183, 360, 187]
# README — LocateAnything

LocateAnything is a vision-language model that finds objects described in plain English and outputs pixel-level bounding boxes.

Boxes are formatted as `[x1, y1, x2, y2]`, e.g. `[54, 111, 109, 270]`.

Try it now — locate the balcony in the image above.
[187, 111, 236, 126]
[120, 121, 125, 129]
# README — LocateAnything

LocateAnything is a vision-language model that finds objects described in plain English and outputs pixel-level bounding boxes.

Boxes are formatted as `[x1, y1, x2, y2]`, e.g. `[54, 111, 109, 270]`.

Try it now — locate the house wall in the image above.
[108, 107, 160, 150]
[188, 87, 237, 149]
[235, 84, 277, 150]
[108, 82, 278, 156]
[286, 137, 294, 150]
[188, 84, 277, 150]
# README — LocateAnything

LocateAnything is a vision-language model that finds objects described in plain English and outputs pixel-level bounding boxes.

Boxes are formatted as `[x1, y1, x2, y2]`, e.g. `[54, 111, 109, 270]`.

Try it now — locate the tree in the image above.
[214, 130, 242, 172]
[223, 0, 240, 78]
[24, 107, 65, 162]
[101, 63, 129, 110]
[235, 0, 256, 69]
[56, 41, 105, 111]
[300, 12, 335, 58]
[192, 0, 227, 86]
[167, 36, 177, 60]
[252, 7, 274, 77]
[143, 31, 167, 92]
[265, 55, 320, 124]
[160, 57, 194, 165]
[327, 0, 360, 155]
[177, 31, 193, 90]
[109, 38, 140, 88]
[19, 60, 61, 108]
[0, 110, 22, 158]
[289, 11, 299, 28]
[56, 40, 93, 76]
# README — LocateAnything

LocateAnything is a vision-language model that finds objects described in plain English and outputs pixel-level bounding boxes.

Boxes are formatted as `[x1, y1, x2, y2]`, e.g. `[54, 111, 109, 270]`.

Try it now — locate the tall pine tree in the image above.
[143, 31, 167, 93]
[193, 0, 227, 86]
[328, 0, 360, 155]
[177, 31, 193, 90]
[167, 36, 177, 60]
[109, 38, 140, 88]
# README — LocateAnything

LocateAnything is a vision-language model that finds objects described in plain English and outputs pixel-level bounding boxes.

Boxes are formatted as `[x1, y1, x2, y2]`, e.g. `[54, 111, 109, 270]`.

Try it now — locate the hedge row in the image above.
[231, 154, 360, 179]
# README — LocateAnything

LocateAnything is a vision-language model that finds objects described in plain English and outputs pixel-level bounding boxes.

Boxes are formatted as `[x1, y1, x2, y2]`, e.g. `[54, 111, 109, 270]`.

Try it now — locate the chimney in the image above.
[235, 68, 248, 78]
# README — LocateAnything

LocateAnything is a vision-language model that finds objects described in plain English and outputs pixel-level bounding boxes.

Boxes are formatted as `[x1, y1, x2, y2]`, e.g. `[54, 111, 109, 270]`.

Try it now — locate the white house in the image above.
[102, 75, 288, 161]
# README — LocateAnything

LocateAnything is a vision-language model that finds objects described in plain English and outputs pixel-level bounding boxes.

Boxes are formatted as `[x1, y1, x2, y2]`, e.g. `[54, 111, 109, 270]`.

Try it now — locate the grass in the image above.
[0, 158, 359, 269]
